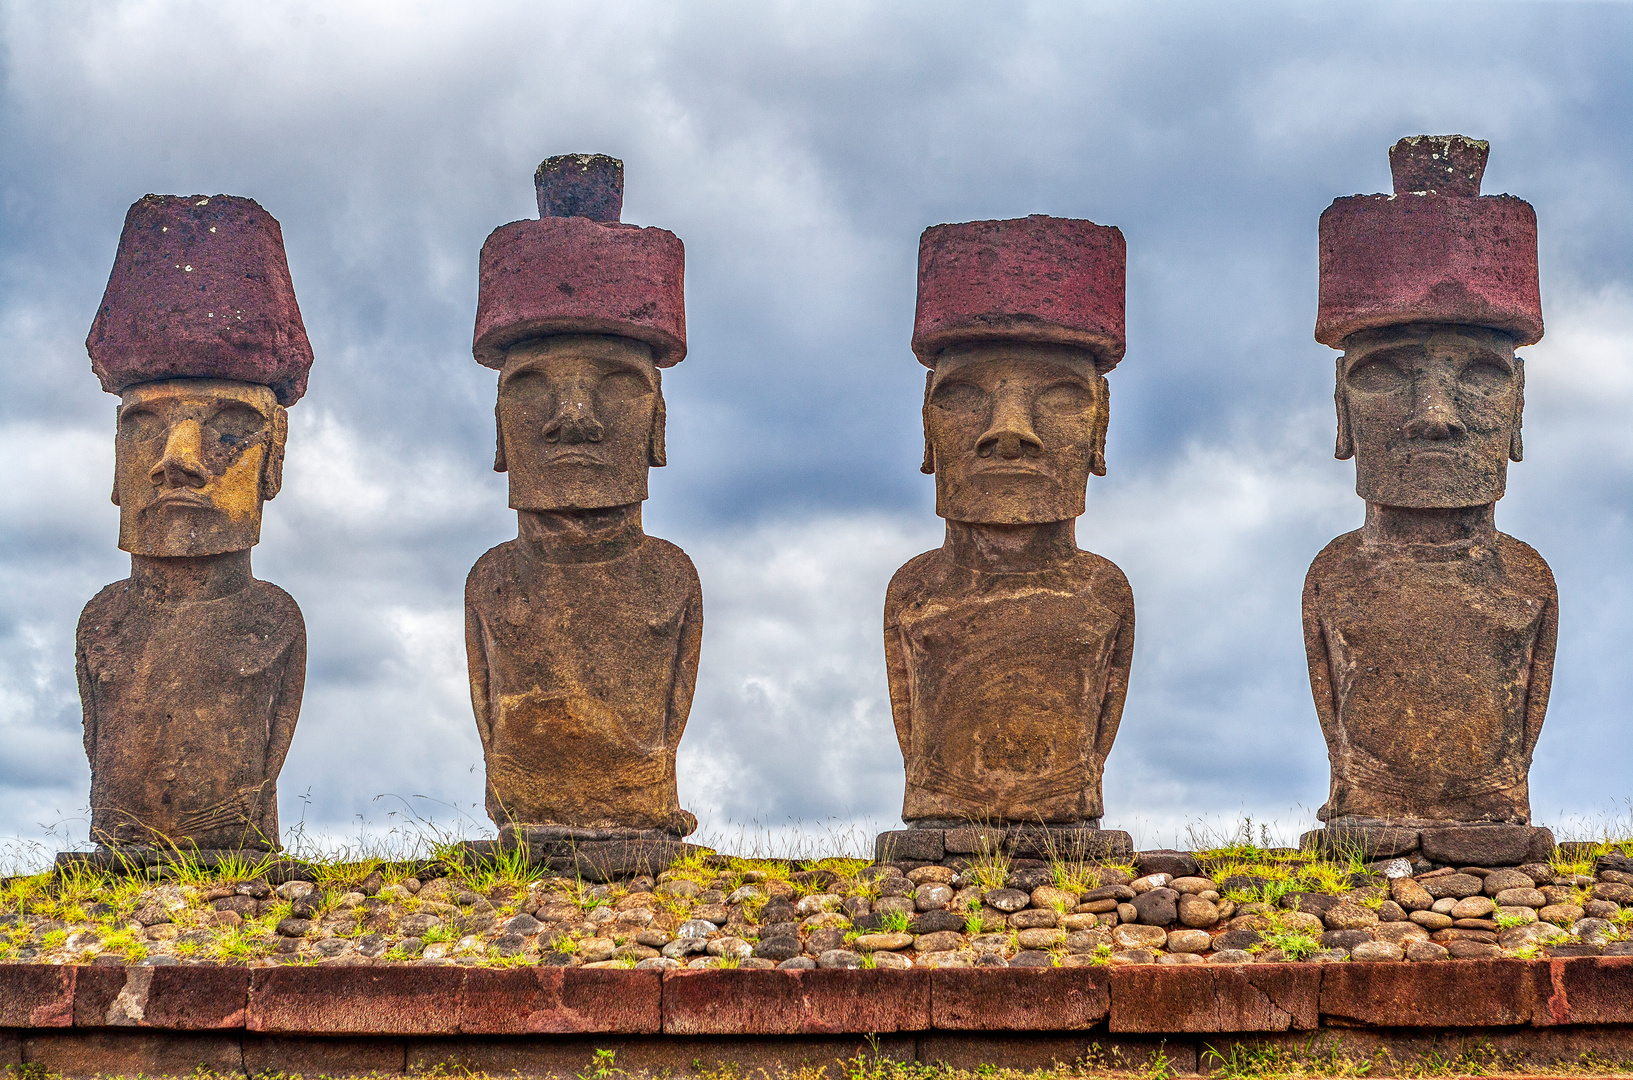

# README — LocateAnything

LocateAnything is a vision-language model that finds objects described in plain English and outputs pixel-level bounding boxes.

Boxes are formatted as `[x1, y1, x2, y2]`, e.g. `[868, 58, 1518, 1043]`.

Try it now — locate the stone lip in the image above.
[5, 958, 1628, 1036]
[473, 216, 685, 369]
[1315, 188, 1541, 348]
[911, 215, 1126, 372]
[86, 194, 314, 406]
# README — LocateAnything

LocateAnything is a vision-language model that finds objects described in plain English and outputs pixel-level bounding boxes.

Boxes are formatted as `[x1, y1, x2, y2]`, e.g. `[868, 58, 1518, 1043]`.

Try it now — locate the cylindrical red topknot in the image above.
[86, 195, 314, 405]
[912, 215, 1126, 372]
[473, 216, 685, 368]
[1317, 139, 1541, 348]
[535, 154, 624, 222]
[1389, 135, 1489, 196]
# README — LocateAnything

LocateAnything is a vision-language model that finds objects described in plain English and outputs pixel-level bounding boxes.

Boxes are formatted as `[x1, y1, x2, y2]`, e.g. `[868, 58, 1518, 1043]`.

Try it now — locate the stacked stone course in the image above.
[6, 850, 1629, 971]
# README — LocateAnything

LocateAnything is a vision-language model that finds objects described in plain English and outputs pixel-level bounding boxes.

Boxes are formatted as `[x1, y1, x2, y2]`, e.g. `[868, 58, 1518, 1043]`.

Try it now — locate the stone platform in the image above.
[876, 824, 1133, 866]
[1299, 822, 1555, 867]
[3, 960, 1632, 1078]
[454, 826, 708, 883]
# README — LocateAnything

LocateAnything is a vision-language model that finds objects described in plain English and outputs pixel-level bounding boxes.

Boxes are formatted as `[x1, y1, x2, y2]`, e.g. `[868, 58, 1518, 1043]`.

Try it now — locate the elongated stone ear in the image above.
[1510, 355, 1525, 462]
[920, 369, 936, 475]
[1089, 373, 1109, 477]
[1335, 357, 1355, 460]
[493, 400, 508, 473]
[648, 377, 667, 468]
[261, 405, 288, 501]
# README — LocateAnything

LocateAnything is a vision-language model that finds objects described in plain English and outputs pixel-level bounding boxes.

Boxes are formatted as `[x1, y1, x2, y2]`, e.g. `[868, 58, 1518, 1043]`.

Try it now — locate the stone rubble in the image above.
[3, 846, 1629, 970]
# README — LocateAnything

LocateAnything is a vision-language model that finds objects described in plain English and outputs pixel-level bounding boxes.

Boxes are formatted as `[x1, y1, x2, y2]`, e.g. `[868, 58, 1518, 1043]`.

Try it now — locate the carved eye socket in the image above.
[1346, 359, 1407, 393]
[1458, 359, 1512, 394]
[119, 408, 165, 441]
[931, 381, 985, 413]
[1035, 382, 1094, 413]
[598, 370, 650, 404]
[501, 371, 551, 412]
[205, 403, 266, 447]
[503, 370, 547, 395]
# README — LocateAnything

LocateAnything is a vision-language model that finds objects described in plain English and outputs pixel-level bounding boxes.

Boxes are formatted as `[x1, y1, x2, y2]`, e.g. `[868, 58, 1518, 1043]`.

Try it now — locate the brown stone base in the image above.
[1299, 823, 1555, 866]
[11, 1026, 1633, 1077]
[5, 961, 1633, 1076]
[53, 849, 318, 885]
[455, 828, 709, 882]
[876, 825, 1134, 866]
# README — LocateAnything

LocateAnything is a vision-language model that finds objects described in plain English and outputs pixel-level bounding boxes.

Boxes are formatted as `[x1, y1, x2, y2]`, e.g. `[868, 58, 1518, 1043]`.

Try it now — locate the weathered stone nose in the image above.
[150, 418, 208, 488]
[977, 391, 1043, 459]
[544, 394, 605, 444]
[1403, 383, 1464, 440]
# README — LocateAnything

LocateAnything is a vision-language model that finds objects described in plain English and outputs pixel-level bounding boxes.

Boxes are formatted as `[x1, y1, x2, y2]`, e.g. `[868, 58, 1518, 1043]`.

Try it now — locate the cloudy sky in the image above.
[2, 1, 1629, 867]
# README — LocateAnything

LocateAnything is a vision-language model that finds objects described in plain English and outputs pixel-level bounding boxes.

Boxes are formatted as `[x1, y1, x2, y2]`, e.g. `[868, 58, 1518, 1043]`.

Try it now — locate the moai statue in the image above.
[466, 155, 702, 876]
[76, 195, 311, 856]
[876, 216, 1136, 867]
[1302, 136, 1557, 868]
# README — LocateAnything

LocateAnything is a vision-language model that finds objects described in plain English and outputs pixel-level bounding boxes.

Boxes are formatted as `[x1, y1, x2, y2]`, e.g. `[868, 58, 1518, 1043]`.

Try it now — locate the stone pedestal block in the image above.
[1299, 826, 1422, 861]
[456, 828, 706, 882]
[875, 825, 1131, 867]
[54, 849, 316, 884]
[1419, 824, 1553, 866]
[1299, 823, 1553, 866]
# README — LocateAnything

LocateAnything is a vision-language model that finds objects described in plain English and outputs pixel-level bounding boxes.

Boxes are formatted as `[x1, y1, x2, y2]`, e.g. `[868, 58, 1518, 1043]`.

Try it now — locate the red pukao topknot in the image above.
[1316, 136, 1542, 349]
[87, 195, 314, 405]
[912, 214, 1126, 372]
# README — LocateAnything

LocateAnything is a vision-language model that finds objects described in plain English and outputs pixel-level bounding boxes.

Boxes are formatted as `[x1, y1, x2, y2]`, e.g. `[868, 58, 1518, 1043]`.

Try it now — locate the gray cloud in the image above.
[2, 1, 1629, 861]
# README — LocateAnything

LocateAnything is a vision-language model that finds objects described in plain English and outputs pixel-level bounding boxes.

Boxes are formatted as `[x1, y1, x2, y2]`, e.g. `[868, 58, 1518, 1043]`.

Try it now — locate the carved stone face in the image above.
[1338, 324, 1523, 509]
[114, 379, 286, 557]
[497, 335, 664, 512]
[924, 342, 1108, 525]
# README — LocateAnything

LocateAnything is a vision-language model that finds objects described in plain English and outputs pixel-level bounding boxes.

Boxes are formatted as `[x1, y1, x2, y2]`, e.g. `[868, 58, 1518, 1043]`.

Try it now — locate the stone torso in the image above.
[75, 580, 305, 849]
[1303, 530, 1556, 824]
[465, 535, 701, 833]
[885, 547, 1133, 824]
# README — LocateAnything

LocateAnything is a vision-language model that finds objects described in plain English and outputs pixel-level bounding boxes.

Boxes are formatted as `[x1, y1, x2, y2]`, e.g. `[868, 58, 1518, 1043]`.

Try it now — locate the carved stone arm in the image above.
[1302, 569, 1342, 756]
[75, 635, 97, 763]
[1521, 588, 1558, 763]
[883, 595, 913, 760]
[263, 618, 306, 781]
[665, 575, 703, 754]
[464, 591, 494, 750]
[1093, 604, 1135, 760]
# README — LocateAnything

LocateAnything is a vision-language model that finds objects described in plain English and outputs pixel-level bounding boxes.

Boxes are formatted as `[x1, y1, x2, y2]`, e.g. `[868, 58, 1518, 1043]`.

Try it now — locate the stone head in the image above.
[911, 215, 1126, 525]
[1317, 136, 1542, 511]
[475, 158, 685, 513]
[923, 341, 1107, 524]
[114, 378, 287, 556]
[496, 334, 664, 510]
[1336, 323, 1523, 508]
